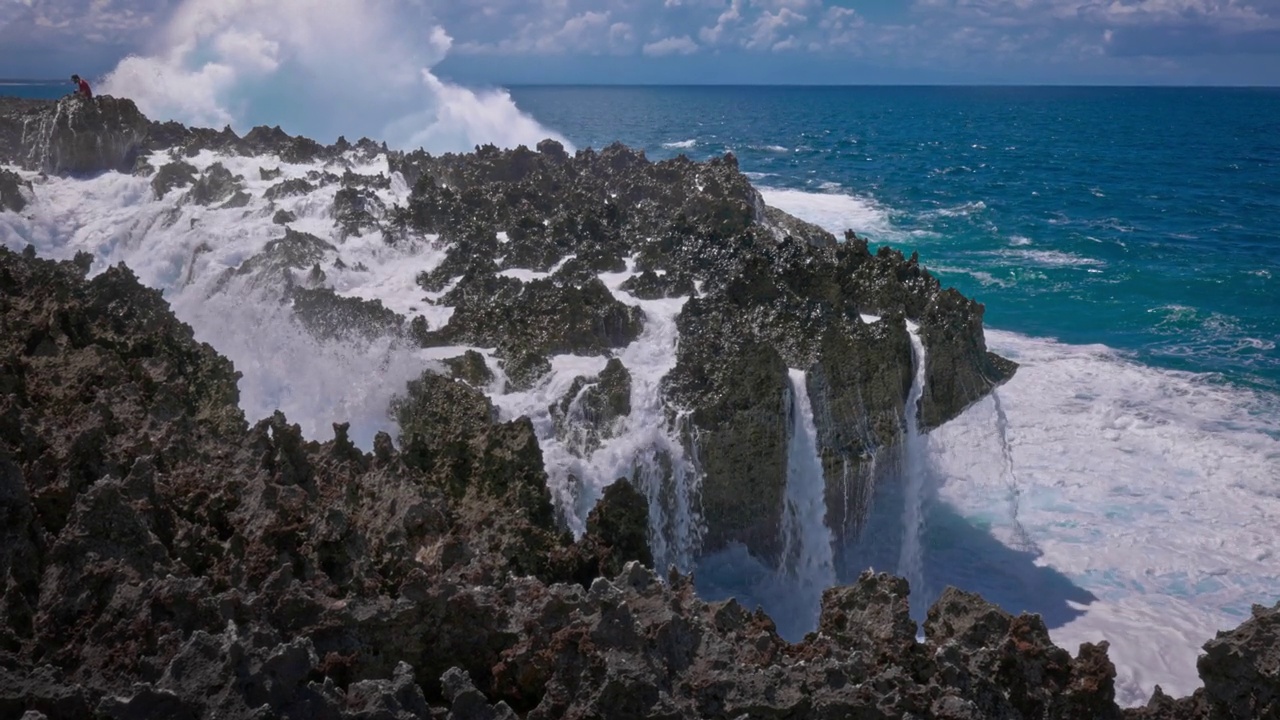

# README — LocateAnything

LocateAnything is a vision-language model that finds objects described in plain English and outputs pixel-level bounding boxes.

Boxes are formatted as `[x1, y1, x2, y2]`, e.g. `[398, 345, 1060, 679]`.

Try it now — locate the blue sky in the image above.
[2, 0, 1278, 85]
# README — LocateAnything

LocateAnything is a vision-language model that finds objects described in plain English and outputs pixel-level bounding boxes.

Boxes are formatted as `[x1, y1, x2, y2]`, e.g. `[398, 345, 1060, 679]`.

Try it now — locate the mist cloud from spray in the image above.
[100, 0, 568, 152]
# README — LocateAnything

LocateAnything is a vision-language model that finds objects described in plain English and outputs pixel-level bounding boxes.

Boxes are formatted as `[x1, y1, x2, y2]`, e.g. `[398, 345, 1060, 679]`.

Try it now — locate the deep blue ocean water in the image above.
[503, 86, 1280, 400]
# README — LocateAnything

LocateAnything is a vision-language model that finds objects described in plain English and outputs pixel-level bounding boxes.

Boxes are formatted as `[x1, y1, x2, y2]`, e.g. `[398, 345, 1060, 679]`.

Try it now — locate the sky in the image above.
[2, 0, 1278, 86]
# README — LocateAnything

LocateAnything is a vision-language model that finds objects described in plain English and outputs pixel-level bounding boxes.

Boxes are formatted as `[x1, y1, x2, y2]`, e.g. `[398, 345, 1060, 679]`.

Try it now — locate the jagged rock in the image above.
[919, 287, 1019, 429]
[289, 286, 404, 341]
[0, 95, 148, 175]
[218, 227, 335, 292]
[444, 350, 494, 387]
[0, 249, 1267, 718]
[570, 482, 653, 582]
[342, 169, 392, 190]
[260, 166, 282, 181]
[618, 268, 696, 300]
[0, 168, 32, 212]
[500, 350, 552, 393]
[272, 208, 297, 225]
[241, 125, 325, 164]
[151, 160, 198, 198]
[187, 162, 242, 206]
[1197, 602, 1280, 720]
[551, 358, 631, 455]
[264, 177, 316, 201]
[332, 186, 385, 238]
[428, 275, 644, 360]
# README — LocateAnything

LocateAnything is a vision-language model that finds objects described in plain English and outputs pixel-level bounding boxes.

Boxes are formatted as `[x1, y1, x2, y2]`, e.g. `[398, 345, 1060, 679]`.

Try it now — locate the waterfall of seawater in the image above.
[492, 265, 706, 575]
[778, 369, 838, 625]
[896, 323, 930, 603]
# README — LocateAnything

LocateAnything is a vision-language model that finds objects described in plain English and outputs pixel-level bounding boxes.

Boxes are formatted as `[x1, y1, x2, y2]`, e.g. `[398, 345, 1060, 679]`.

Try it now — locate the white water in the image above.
[481, 259, 704, 571]
[100, 0, 567, 152]
[774, 190, 1280, 706]
[896, 323, 929, 606]
[778, 369, 837, 629]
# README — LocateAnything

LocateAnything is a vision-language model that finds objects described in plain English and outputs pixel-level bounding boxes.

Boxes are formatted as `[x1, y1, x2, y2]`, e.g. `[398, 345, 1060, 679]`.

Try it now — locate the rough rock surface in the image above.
[0, 168, 31, 212]
[0, 95, 149, 176]
[379, 141, 1015, 560]
[0, 94, 1023, 572]
[0, 241, 1273, 720]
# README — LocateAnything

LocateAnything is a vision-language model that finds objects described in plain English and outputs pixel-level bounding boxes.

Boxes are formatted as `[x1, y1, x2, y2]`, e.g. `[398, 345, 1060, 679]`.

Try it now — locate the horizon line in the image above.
[3, 78, 1280, 89]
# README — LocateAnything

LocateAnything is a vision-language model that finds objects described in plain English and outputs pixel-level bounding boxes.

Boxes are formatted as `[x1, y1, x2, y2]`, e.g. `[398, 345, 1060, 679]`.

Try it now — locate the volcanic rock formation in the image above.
[2, 248, 1275, 719]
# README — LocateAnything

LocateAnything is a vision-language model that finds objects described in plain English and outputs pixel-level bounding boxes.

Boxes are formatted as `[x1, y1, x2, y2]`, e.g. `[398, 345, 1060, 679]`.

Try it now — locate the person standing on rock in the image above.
[71, 74, 92, 99]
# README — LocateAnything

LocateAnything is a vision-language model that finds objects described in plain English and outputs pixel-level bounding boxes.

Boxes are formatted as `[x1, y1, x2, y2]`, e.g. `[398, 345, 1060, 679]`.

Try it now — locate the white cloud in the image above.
[643, 34, 699, 54]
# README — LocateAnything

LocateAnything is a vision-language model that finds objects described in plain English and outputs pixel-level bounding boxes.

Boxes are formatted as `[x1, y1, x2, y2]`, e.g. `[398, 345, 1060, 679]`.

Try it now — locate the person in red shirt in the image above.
[71, 74, 92, 99]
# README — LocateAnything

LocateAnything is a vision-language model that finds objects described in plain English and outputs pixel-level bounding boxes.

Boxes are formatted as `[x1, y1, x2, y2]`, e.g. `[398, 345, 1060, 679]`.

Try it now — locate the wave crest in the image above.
[100, 0, 568, 153]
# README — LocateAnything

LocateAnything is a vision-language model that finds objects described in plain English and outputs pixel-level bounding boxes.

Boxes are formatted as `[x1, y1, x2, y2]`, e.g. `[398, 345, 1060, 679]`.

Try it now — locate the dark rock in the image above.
[151, 160, 198, 199]
[430, 275, 644, 360]
[551, 358, 631, 456]
[288, 286, 404, 342]
[919, 288, 1018, 430]
[571, 480, 653, 582]
[1197, 602, 1280, 720]
[444, 350, 494, 387]
[618, 269, 696, 300]
[218, 227, 335, 292]
[264, 177, 316, 201]
[260, 166, 282, 181]
[500, 349, 552, 393]
[0, 95, 149, 175]
[187, 162, 242, 206]
[272, 209, 297, 225]
[332, 186, 385, 238]
[0, 168, 31, 212]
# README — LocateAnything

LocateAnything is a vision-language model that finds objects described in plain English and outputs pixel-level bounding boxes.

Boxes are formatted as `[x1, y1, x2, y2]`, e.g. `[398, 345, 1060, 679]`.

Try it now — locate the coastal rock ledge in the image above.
[1, 96, 1277, 719]
[2, 249, 1278, 719]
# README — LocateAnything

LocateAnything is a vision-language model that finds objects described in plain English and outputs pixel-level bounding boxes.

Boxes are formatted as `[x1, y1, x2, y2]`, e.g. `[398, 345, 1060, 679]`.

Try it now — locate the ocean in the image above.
[4, 81, 1279, 707]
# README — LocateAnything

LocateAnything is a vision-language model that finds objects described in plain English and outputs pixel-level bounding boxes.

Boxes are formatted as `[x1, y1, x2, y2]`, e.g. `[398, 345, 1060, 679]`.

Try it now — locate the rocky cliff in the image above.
[2, 247, 1276, 720]
[0, 95, 1016, 565]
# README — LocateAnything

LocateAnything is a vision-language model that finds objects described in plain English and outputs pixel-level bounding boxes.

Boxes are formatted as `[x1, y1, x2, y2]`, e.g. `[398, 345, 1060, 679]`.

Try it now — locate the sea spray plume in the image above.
[100, 0, 568, 151]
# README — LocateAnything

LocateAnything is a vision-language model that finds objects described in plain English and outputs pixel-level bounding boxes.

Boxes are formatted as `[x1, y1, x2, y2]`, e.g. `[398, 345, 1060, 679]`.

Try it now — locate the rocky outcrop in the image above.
[151, 160, 198, 198]
[1, 245, 1274, 719]
[0, 95, 149, 176]
[0, 168, 31, 212]
[551, 358, 632, 456]
[187, 162, 244, 207]
[0, 93, 1020, 575]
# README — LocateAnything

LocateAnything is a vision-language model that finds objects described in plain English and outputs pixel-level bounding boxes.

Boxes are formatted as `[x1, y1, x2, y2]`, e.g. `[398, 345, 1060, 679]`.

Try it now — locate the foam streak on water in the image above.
[779, 369, 837, 627]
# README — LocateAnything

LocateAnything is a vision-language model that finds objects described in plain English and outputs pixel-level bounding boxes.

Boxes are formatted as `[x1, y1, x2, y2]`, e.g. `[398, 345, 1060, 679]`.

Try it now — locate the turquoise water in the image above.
[504, 86, 1280, 398]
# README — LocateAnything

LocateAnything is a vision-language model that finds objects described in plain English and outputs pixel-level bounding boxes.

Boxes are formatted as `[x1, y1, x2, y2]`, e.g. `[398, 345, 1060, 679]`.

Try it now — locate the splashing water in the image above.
[485, 261, 705, 572]
[897, 322, 930, 607]
[100, 0, 568, 152]
[778, 369, 838, 628]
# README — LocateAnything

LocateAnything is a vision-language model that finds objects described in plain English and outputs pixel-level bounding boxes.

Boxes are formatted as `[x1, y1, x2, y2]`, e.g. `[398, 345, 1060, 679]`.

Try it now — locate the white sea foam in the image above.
[0, 148, 434, 448]
[662, 139, 697, 149]
[767, 190, 1280, 707]
[926, 330, 1280, 706]
[100, 0, 566, 152]
[997, 248, 1105, 268]
[759, 187, 897, 240]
